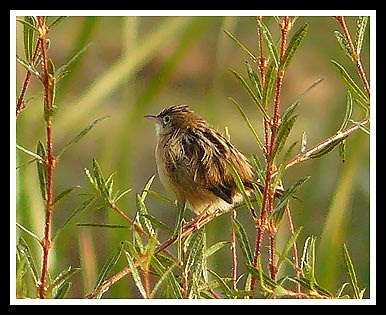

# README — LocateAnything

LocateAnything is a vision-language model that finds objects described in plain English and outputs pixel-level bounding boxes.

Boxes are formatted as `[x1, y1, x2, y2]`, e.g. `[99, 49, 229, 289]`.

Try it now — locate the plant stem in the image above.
[336, 16, 370, 99]
[230, 209, 237, 291]
[37, 16, 55, 299]
[16, 41, 41, 119]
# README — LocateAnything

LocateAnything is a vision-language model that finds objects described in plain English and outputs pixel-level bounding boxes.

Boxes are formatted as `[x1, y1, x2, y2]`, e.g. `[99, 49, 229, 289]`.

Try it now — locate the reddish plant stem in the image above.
[230, 209, 237, 291]
[285, 203, 302, 297]
[37, 16, 56, 299]
[251, 17, 292, 291]
[16, 41, 41, 119]
[336, 16, 370, 99]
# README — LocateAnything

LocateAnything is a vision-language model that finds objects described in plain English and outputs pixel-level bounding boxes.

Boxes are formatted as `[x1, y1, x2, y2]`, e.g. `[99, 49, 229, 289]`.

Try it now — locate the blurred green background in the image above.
[16, 16, 370, 298]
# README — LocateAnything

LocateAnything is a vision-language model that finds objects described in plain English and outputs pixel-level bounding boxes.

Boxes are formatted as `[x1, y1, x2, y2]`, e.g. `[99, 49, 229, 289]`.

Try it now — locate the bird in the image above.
[145, 104, 276, 216]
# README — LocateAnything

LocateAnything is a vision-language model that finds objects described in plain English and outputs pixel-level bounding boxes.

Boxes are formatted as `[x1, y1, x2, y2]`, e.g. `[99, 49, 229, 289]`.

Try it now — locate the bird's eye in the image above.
[163, 115, 171, 125]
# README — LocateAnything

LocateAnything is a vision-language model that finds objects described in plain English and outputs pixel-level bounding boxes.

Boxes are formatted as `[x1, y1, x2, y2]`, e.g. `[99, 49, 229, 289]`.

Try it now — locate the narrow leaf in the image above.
[23, 16, 37, 62]
[16, 144, 44, 162]
[245, 61, 263, 99]
[124, 250, 147, 298]
[281, 23, 309, 70]
[232, 218, 253, 264]
[185, 229, 205, 273]
[271, 115, 298, 163]
[276, 226, 303, 271]
[145, 190, 174, 204]
[16, 237, 39, 287]
[53, 185, 81, 205]
[256, 19, 279, 69]
[223, 30, 257, 63]
[262, 61, 277, 108]
[338, 139, 347, 163]
[57, 116, 109, 159]
[141, 175, 155, 200]
[272, 175, 310, 218]
[141, 214, 173, 235]
[36, 141, 47, 201]
[16, 54, 40, 77]
[92, 158, 110, 202]
[150, 262, 178, 298]
[228, 97, 264, 150]
[77, 223, 129, 229]
[208, 269, 234, 298]
[342, 244, 361, 299]
[338, 90, 353, 132]
[47, 266, 81, 296]
[309, 137, 347, 159]
[136, 194, 155, 236]
[53, 282, 71, 299]
[151, 256, 182, 299]
[204, 241, 229, 258]
[355, 16, 368, 55]
[334, 31, 355, 62]
[95, 242, 124, 290]
[331, 59, 368, 104]
[16, 223, 41, 243]
[52, 196, 95, 241]
[227, 160, 256, 218]
[230, 69, 270, 120]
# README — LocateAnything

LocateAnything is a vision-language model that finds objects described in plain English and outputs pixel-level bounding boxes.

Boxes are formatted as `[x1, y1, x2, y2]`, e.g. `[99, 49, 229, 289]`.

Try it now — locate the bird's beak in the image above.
[144, 114, 158, 121]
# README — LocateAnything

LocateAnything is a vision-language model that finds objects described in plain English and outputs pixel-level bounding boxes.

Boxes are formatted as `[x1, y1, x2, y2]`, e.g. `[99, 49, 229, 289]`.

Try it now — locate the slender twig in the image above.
[37, 16, 56, 299]
[16, 40, 41, 119]
[230, 209, 237, 291]
[285, 203, 302, 297]
[251, 17, 292, 291]
[84, 209, 224, 299]
[336, 16, 370, 99]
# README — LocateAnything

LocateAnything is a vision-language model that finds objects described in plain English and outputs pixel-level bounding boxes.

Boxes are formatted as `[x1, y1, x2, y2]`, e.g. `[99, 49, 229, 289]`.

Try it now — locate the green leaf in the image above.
[339, 90, 354, 132]
[57, 116, 109, 159]
[16, 54, 40, 77]
[124, 250, 147, 298]
[342, 244, 363, 299]
[355, 16, 368, 55]
[53, 282, 71, 299]
[282, 78, 324, 123]
[136, 194, 155, 237]
[256, 19, 279, 69]
[230, 69, 270, 120]
[141, 175, 155, 200]
[309, 137, 347, 159]
[208, 269, 234, 298]
[185, 229, 205, 273]
[281, 23, 309, 70]
[232, 218, 253, 264]
[262, 61, 277, 108]
[36, 141, 48, 201]
[245, 61, 263, 99]
[227, 160, 256, 218]
[228, 97, 264, 151]
[338, 139, 347, 163]
[334, 31, 355, 63]
[16, 237, 40, 288]
[47, 266, 81, 297]
[301, 235, 317, 288]
[144, 189, 174, 204]
[48, 16, 68, 28]
[77, 223, 128, 229]
[276, 226, 302, 272]
[53, 185, 81, 205]
[272, 176, 310, 221]
[331, 59, 368, 104]
[95, 242, 124, 292]
[151, 255, 182, 299]
[246, 263, 286, 293]
[16, 223, 41, 243]
[23, 16, 37, 63]
[287, 276, 333, 298]
[150, 262, 178, 298]
[16, 144, 44, 163]
[141, 214, 173, 235]
[271, 115, 298, 163]
[92, 158, 110, 202]
[223, 30, 257, 63]
[204, 241, 229, 258]
[52, 197, 95, 242]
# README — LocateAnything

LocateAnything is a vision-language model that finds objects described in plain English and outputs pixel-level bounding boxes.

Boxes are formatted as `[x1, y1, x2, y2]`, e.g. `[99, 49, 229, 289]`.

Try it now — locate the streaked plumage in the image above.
[146, 104, 257, 215]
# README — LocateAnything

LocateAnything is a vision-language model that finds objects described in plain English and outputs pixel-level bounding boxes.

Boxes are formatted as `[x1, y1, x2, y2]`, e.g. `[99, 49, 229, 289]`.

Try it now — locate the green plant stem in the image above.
[37, 16, 56, 299]
[336, 16, 370, 99]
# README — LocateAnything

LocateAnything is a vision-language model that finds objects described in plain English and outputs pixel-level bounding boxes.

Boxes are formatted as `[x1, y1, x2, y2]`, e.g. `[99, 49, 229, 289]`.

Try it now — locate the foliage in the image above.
[15, 15, 369, 299]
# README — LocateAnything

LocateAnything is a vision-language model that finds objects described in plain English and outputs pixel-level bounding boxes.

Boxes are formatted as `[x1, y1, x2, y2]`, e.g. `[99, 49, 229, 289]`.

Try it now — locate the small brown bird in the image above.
[145, 104, 266, 215]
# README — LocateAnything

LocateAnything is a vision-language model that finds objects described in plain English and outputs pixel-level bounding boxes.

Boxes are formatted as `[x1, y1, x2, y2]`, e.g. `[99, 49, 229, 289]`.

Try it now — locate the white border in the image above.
[11, 10, 376, 305]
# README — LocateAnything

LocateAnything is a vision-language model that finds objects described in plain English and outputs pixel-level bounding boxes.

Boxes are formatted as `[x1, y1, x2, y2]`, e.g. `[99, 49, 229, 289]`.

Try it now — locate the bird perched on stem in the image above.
[145, 104, 278, 215]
